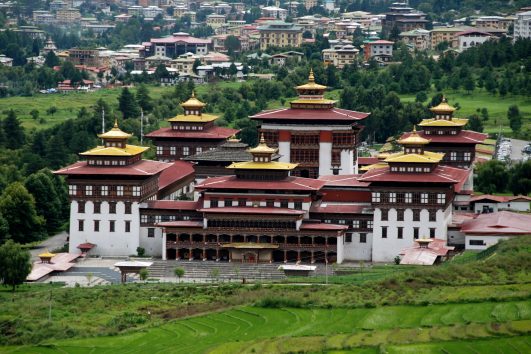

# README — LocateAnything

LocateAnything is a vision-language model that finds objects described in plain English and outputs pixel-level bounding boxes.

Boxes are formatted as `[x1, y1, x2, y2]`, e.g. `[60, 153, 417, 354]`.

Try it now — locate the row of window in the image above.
[381, 209, 437, 222]
[78, 219, 131, 233]
[424, 130, 458, 135]
[390, 166, 432, 173]
[78, 201, 132, 214]
[345, 233, 368, 243]
[141, 214, 190, 223]
[87, 159, 127, 166]
[156, 146, 213, 156]
[210, 198, 304, 209]
[372, 192, 446, 204]
[324, 219, 374, 229]
[381, 226, 436, 239]
[449, 151, 472, 161]
[69, 185, 142, 197]
[171, 124, 204, 130]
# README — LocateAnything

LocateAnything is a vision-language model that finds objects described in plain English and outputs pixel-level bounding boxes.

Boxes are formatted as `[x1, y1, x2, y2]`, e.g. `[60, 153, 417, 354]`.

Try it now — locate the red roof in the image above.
[198, 207, 306, 215]
[367, 40, 394, 44]
[319, 174, 371, 187]
[461, 211, 531, 235]
[145, 126, 238, 140]
[144, 200, 200, 210]
[400, 130, 487, 144]
[358, 157, 380, 165]
[469, 194, 531, 203]
[158, 161, 195, 190]
[150, 35, 211, 45]
[250, 108, 369, 122]
[359, 165, 470, 187]
[399, 239, 454, 265]
[77, 243, 95, 249]
[54, 160, 173, 177]
[456, 29, 491, 36]
[310, 203, 368, 214]
[196, 175, 325, 191]
[157, 220, 203, 228]
[299, 223, 348, 231]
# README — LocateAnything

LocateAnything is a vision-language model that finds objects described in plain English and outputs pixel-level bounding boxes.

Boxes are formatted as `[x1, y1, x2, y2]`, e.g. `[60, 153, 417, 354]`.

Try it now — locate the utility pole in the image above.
[140, 108, 144, 146]
[101, 107, 105, 145]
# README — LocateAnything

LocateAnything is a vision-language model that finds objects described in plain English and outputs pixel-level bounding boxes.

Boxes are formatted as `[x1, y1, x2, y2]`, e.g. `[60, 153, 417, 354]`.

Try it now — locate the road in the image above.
[509, 138, 530, 162]
[30, 231, 68, 260]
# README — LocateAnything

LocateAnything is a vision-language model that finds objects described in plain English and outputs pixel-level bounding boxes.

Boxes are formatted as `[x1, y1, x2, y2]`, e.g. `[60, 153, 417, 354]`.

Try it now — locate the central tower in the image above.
[250, 70, 370, 178]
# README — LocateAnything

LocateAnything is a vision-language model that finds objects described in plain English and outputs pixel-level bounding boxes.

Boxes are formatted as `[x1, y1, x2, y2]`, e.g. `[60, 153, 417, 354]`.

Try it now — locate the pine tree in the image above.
[25, 170, 63, 233]
[136, 84, 152, 112]
[118, 87, 140, 119]
[44, 51, 60, 68]
[0, 182, 46, 244]
[508, 104, 522, 133]
[3, 110, 25, 149]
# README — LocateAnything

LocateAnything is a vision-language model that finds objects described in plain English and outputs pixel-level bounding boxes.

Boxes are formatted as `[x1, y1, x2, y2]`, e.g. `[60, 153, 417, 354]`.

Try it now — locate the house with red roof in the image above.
[470, 194, 531, 214]
[460, 211, 531, 250]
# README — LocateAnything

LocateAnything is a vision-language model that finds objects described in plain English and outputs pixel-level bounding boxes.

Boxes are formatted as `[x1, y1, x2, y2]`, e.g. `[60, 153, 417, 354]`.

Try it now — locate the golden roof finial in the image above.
[413, 125, 417, 133]
[308, 68, 315, 83]
[259, 132, 266, 144]
[397, 126, 430, 146]
[248, 133, 277, 155]
[191, 90, 195, 98]
[441, 96, 447, 103]
[114, 118, 118, 128]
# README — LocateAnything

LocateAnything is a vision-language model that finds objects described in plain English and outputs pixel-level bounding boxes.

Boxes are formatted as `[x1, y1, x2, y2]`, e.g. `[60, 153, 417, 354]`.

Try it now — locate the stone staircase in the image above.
[147, 262, 167, 278]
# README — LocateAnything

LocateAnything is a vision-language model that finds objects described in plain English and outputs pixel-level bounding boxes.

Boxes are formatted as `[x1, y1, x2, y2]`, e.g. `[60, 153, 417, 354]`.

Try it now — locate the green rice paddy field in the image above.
[3, 300, 530, 354]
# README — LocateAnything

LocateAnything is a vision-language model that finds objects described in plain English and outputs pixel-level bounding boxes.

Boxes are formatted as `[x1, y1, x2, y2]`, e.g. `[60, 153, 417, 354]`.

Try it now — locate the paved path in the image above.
[509, 138, 530, 162]
[54, 266, 132, 284]
[30, 231, 68, 261]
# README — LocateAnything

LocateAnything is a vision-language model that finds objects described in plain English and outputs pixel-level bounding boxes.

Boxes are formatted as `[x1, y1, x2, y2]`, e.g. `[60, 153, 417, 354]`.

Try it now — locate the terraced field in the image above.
[4, 300, 530, 354]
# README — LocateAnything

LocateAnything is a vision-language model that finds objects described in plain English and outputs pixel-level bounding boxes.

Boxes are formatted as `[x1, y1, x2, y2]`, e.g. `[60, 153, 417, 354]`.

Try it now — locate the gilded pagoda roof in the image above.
[397, 127, 430, 145]
[38, 250, 55, 258]
[384, 150, 444, 164]
[296, 69, 327, 90]
[418, 118, 468, 127]
[430, 97, 456, 113]
[360, 162, 389, 171]
[168, 113, 218, 123]
[248, 134, 277, 155]
[98, 120, 132, 139]
[181, 91, 206, 109]
[290, 98, 336, 105]
[80, 145, 149, 157]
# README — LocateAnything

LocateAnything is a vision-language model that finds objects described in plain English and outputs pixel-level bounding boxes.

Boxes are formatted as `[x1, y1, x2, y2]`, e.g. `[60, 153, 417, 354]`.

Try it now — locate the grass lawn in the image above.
[3, 301, 529, 353]
[0, 81, 243, 131]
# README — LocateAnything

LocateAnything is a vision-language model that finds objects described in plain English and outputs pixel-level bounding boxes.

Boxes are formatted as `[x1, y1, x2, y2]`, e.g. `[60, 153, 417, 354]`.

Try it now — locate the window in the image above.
[372, 192, 381, 202]
[429, 228, 435, 238]
[93, 201, 101, 214]
[360, 233, 367, 243]
[196, 147, 202, 154]
[266, 199, 274, 207]
[117, 185, 124, 196]
[413, 209, 420, 221]
[294, 201, 303, 210]
[78, 201, 85, 213]
[78, 220, 84, 231]
[368, 220, 373, 229]
[183, 146, 189, 156]
[397, 227, 403, 239]
[156, 146, 163, 155]
[464, 152, 471, 161]
[211, 199, 218, 208]
[469, 239, 485, 246]
[421, 193, 428, 203]
[381, 209, 388, 221]
[429, 210, 436, 221]
[148, 228, 155, 238]
[101, 185, 108, 196]
[397, 209, 404, 221]
[224, 199, 233, 207]
[413, 227, 419, 239]
[170, 146, 176, 155]
[109, 220, 115, 232]
[280, 199, 289, 208]
[85, 185, 93, 196]
[381, 227, 387, 238]
[352, 220, 360, 228]
[238, 198, 246, 207]
[345, 233, 352, 242]
[69, 185, 77, 196]
[94, 220, 99, 232]
[133, 186, 141, 197]
[450, 152, 457, 161]
[109, 202, 116, 214]
[125, 221, 131, 233]
[405, 193, 412, 203]
[437, 193, 446, 204]
[389, 193, 396, 203]
[124, 202, 132, 214]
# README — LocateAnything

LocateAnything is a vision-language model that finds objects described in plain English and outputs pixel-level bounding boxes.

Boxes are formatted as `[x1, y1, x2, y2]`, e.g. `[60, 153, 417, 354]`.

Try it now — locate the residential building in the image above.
[143, 32, 211, 58]
[469, 195, 531, 214]
[456, 29, 492, 52]
[382, 2, 428, 34]
[514, 11, 531, 40]
[475, 16, 513, 32]
[67, 48, 101, 66]
[399, 28, 430, 50]
[261, 6, 288, 21]
[143, 6, 164, 18]
[0, 54, 13, 66]
[305, 0, 317, 10]
[322, 44, 359, 69]
[257, 21, 303, 50]
[206, 14, 226, 29]
[430, 26, 471, 49]
[363, 39, 394, 62]
[56, 8, 81, 23]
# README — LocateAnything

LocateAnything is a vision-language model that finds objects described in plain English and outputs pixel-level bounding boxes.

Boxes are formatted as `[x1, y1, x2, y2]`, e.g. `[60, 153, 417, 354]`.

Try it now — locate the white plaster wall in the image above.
[342, 232, 373, 261]
[139, 226, 163, 257]
[474, 202, 530, 213]
[336, 235, 344, 263]
[448, 229, 465, 246]
[319, 142, 332, 176]
[465, 235, 512, 251]
[68, 200, 140, 256]
[340, 149, 354, 175]
[278, 141, 291, 162]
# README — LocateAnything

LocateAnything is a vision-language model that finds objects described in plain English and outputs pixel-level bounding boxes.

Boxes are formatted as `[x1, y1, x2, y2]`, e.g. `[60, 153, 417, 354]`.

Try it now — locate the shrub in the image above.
[136, 247, 145, 257]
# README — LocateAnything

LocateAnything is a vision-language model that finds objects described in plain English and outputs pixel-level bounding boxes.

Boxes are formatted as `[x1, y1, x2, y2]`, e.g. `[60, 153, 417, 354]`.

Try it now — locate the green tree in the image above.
[465, 114, 484, 133]
[326, 64, 338, 88]
[136, 84, 153, 112]
[225, 35, 241, 55]
[508, 160, 531, 196]
[475, 160, 509, 194]
[118, 87, 140, 119]
[0, 182, 45, 244]
[24, 170, 63, 233]
[139, 268, 149, 281]
[507, 104, 522, 133]
[174, 267, 185, 283]
[0, 240, 32, 293]
[228, 63, 238, 77]
[44, 51, 60, 68]
[3, 110, 25, 149]
[30, 109, 39, 120]
[46, 106, 57, 116]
